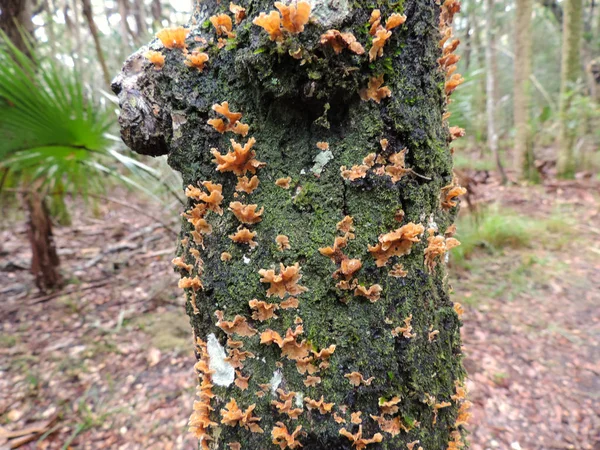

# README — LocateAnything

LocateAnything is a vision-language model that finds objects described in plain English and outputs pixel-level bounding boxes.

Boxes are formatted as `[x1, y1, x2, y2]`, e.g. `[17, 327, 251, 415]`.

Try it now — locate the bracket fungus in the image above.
[215, 310, 258, 337]
[156, 26, 188, 49]
[368, 223, 425, 267]
[339, 426, 383, 449]
[208, 102, 249, 137]
[258, 263, 308, 298]
[212, 138, 265, 175]
[272, 422, 303, 449]
[359, 75, 392, 103]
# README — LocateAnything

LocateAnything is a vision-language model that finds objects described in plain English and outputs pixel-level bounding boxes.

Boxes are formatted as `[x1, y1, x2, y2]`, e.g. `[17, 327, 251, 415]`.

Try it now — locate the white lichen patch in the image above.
[295, 391, 304, 408]
[207, 333, 235, 386]
[270, 369, 283, 395]
[311, 150, 334, 175]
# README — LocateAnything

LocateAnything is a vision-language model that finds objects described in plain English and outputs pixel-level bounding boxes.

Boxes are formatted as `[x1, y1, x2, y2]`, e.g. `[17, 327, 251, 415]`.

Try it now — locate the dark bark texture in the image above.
[114, 0, 467, 448]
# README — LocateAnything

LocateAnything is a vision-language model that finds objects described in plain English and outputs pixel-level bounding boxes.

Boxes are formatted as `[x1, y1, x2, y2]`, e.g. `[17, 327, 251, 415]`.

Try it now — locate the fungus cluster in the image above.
[156, 26, 188, 49]
[272, 389, 303, 419]
[260, 325, 310, 361]
[367, 10, 407, 61]
[391, 314, 415, 339]
[345, 372, 375, 387]
[215, 310, 258, 336]
[253, 1, 311, 41]
[441, 183, 467, 209]
[359, 75, 392, 103]
[220, 398, 263, 433]
[188, 338, 217, 449]
[339, 426, 383, 449]
[212, 138, 265, 176]
[272, 422, 303, 449]
[144, 50, 165, 69]
[259, 263, 308, 298]
[423, 229, 461, 272]
[320, 30, 365, 55]
[208, 102, 249, 137]
[369, 223, 425, 267]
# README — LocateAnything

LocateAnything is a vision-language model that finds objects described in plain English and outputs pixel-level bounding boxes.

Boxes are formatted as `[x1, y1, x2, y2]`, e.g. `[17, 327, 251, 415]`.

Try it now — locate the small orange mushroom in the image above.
[248, 299, 279, 321]
[236, 175, 260, 193]
[389, 263, 408, 278]
[274, 1, 311, 33]
[185, 51, 209, 71]
[145, 50, 165, 69]
[272, 422, 303, 449]
[386, 13, 407, 30]
[221, 252, 232, 261]
[276, 235, 291, 251]
[359, 75, 392, 103]
[215, 310, 258, 336]
[368, 222, 424, 267]
[275, 177, 292, 189]
[340, 164, 369, 181]
[344, 372, 375, 387]
[369, 27, 392, 61]
[229, 227, 258, 248]
[229, 3, 246, 24]
[220, 398, 263, 433]
[229, 202, 264, 224]
[156, 26, 188, 49]
[212, 138, 265, 175]
[210, 14, 235, 38]
[392, 315, 415, 339]
[253, 11, 283, 41]
[258, 263, 308, 298]
[320, 30, 365, 55]
[304, 396, 334, 414]
[303, 375, 321, 387]
[339, 426, 383, 450]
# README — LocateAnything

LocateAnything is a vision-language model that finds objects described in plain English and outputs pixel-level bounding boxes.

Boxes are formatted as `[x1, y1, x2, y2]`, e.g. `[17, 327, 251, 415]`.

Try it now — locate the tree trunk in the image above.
[513, 0, 537, 181]
[24, 191, 62, 292]
[113, 1, 468, 448]
[150, 0, 162, 30]
[556, 0, 583, 178]
[0, 0, 34, 55]
[485, 0, 508, 184]
[131, 0, 147, 39]
[81, 0, 112, 87]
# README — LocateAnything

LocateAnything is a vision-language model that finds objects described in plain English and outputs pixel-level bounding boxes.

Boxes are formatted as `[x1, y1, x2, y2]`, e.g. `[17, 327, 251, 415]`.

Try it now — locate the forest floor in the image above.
[0, 171, 599, 450]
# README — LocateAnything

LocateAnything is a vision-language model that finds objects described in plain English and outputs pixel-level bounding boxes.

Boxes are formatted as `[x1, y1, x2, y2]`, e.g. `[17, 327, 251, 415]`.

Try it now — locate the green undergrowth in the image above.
[450, 205, 574, 267]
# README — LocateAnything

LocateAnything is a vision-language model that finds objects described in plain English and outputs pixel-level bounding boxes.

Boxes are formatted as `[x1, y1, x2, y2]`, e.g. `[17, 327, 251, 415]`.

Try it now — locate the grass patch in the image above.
[453, 153, 496, 171]
[451, 206, 573, 267]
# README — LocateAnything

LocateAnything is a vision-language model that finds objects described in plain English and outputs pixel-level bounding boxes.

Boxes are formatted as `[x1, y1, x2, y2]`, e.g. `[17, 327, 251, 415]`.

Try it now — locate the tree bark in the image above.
[556, 0, 583, 178]
[81, 0, 112, 87]
[485, 0, 508, 184]
[0, 0, 34, 55]
[113, 1, 467, 448]
[513, 0, 537, 181]
[24, 191, 62, 292]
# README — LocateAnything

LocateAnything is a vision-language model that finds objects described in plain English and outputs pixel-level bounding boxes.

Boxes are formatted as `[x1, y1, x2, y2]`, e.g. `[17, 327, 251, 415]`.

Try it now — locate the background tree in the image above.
[485, 0, 508, 184]
[513, 0, 537, 181]
[556, 0, 583, 178]
[114, 0, 468, 448]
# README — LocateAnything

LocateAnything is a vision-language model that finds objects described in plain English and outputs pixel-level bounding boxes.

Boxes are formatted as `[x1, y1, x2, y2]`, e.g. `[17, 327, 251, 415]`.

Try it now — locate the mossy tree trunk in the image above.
[114, 1, 468, 448]
[556, 0, 583, 179]
[513, 0, 537, 181]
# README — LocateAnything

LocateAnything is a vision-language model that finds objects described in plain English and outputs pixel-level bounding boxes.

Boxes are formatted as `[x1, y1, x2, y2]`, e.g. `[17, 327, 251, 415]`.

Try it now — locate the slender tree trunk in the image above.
[514, 0, 537, 181]
[114, 1, 468, 448]
[0, 0, 34, 55]
[485, 0, 508, 184]
[131, 0, 147, 40]
[150, 0, 162, 30]
[117, 0, 132, 55]
[24, 191, 62, 292]
[70, 0, 83, 64]
[81, 0, 112, 87]
[556, 0, 583, 178]
[471, 6, 487, 146]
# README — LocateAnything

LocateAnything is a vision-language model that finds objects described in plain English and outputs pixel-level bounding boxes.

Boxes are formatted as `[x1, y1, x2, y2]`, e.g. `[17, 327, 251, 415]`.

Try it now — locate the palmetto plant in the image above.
[0, 32, 160, 292]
